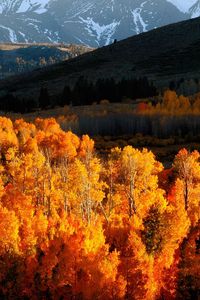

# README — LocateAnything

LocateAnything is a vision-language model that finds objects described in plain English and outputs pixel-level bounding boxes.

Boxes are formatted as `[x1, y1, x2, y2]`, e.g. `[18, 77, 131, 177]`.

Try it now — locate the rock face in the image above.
[0, 0, 199, 47]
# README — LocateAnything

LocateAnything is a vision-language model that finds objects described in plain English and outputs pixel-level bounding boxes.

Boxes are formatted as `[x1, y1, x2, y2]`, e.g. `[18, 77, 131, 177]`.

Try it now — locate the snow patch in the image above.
[132, 2, 148, 34]
[24, 17, 42, 23]
[19, 31, 28, 42]
[0, 25, 17, 42]
[75, 36, 90, 46]
[17, 0, 50, 14]
[79, 17, 120, 45]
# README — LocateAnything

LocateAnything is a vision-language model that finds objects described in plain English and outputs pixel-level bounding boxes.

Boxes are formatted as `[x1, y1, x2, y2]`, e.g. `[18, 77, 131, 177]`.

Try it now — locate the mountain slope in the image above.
[0, 0, 50, 14]
[167, 0, 197, 13]
[190, 0, 200, 17]
[1, 16, 200, 102]
[0, 0, 200, 46]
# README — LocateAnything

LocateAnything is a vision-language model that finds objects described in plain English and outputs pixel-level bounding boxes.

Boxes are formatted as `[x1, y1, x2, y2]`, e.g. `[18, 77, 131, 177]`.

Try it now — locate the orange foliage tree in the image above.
[0, 117, 198, 299]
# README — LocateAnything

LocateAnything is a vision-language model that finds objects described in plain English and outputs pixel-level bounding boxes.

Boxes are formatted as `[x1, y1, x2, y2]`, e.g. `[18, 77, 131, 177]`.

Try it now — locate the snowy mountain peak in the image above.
[17, 0, 50, 14]
[167, 0, 200, 18]
[166, 0, 197, 13]
[190, 0, 200, 17]
[0, 0, 200, 46]
[0, 0, 50, 14]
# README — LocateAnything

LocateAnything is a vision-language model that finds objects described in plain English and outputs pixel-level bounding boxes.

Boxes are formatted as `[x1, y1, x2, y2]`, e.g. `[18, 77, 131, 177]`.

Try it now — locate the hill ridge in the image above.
[0, 16, 200, 104]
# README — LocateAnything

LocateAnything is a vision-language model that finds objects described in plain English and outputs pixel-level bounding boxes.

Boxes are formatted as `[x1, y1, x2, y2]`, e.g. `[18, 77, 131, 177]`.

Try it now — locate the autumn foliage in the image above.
[140, 90, 200, 114]
[0, 117, 199, 299]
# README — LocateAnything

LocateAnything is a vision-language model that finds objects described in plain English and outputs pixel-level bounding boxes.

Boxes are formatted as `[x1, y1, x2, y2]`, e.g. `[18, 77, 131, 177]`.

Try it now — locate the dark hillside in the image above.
[0, 17, 200, 106]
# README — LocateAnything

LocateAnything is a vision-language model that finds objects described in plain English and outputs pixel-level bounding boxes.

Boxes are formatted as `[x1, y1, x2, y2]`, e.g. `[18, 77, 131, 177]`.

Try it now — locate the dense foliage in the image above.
[0, 117, 199, 299]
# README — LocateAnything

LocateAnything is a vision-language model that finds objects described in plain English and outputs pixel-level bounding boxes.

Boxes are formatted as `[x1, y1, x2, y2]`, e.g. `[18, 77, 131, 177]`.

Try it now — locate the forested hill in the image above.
[0, 43, 93, 79]
[0, 16, 200, 108]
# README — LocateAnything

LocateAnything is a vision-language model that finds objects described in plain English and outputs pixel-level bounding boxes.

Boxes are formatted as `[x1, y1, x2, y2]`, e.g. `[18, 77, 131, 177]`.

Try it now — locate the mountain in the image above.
[0, 0, 200, 47]
[167, 0, 197, 13]
[190, 0, 200, 17]
[1, 16, 200, 106]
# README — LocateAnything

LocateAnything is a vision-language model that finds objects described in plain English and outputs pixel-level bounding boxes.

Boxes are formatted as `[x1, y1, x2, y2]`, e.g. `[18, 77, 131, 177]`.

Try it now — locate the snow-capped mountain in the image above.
[0, 0, 200, 47]
[189, 0, 200, 17]
[0, 0, 50, 14]
[166, 0, 197, 13]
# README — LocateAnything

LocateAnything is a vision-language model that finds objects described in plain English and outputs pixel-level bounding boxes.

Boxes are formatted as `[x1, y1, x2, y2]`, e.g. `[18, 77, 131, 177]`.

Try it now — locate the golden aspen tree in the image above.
[0, 117, 18, 152]
[173, 149, 200, 221]
[0, 205, 19, 254]
[163, 90, 179, 112]
[115, 146, 164, 217]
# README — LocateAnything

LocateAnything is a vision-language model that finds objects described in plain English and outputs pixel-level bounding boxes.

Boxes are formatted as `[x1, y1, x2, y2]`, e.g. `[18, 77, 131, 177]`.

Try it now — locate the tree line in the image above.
[55, 90, 200, 138]
[0, 76, 157, 113]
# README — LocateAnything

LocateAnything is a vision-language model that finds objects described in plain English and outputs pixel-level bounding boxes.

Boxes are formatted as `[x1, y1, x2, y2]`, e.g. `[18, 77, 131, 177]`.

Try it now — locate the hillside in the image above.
[0, 17, 200, 105]
[0, 43, 93, 79]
